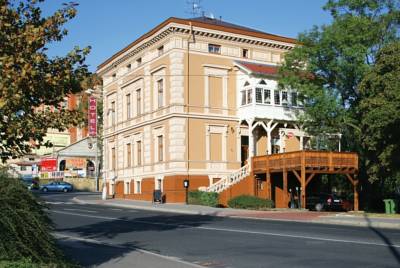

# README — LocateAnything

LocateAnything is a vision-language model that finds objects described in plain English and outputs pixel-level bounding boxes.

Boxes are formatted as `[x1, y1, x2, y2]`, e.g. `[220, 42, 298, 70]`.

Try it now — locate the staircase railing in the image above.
[206, 164, 250, 193]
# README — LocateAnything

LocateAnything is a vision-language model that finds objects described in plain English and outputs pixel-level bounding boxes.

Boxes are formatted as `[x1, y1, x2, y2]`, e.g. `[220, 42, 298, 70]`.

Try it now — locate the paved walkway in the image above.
[72, 193, 400, 229]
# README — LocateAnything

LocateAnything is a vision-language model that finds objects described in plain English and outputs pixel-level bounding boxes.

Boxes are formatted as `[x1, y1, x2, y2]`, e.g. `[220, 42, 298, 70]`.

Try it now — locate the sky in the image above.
[40, 0, 333, 72]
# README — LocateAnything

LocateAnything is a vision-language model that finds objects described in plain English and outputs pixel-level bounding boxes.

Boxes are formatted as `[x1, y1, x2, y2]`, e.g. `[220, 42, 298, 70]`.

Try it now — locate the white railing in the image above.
[206, 164, 250, 193]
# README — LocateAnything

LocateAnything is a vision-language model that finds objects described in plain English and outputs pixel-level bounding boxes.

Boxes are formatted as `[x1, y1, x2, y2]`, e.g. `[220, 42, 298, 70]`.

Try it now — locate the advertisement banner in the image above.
[88, 96, 97, 137]
[40, 158, 57, 172]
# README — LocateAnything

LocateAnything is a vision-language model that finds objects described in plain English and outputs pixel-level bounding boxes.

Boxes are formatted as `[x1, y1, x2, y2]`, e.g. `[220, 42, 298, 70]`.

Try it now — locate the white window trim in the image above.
[205, 125, 228, 162]
[204, 68, 228, 114]
[152, 69, 166, 110]
[133, 133, 143, 166]
[153, 127, 165, 163]
[134, 179, 142, 194]
[155, 176, 164, 191]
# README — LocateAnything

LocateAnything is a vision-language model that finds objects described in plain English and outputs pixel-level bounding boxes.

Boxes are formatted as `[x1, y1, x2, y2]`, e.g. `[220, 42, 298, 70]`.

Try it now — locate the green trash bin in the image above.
[383, 199, 396, 214]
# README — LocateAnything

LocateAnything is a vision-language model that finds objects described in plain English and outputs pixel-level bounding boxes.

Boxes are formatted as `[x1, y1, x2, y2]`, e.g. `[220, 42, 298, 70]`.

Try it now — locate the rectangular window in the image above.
[126, 94, 131, 119]
[111, 147, 116, 170]
[291, 92, 298, 106]
[20, 166, 27, 171]
[157, 79, 163, 108]
[125, 181, 130, 194]
[135, 181, 141, 194]
[157, 179, 162, 191]
[136, 89, 141, 116]
[158, 45, 164, 56]
[242, 48, 249, 58]
[241, 90, 246, 105]
[158, 135, 163, 162]
[126, 63, 131, 70]
[255, 88, 263, 103]
[247, 89, 253, 104]
[136, 141, 142, 166]
[136, 57, 142, 66]
[264, 89, 271, 104]
[274, 90, 280, 105]
[282, 91, 288, 105]
[208, 44, 221, 54]
[111, 101, 115, 125]
[112, 73, 116, 80]
[126, 143, 131, 168]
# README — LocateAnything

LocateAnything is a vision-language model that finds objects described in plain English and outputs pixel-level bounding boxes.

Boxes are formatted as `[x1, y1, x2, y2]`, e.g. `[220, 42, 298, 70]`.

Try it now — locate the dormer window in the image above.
[208, 44, 221, 54]
[157, 45, 164, 56]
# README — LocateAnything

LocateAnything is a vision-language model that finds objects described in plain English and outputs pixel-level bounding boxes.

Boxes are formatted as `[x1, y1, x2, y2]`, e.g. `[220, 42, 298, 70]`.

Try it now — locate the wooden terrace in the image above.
[251, 151, 359, 210]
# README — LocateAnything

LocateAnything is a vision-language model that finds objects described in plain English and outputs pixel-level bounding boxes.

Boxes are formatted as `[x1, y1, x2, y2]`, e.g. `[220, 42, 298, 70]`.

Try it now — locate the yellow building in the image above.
[97, 16, 359, 206]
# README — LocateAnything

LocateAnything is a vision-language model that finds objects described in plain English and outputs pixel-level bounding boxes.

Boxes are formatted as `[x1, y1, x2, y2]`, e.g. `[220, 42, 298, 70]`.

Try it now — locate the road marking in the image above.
[44, 201, 75, 205]
[52, 210, 400, 249]
[54, 232, 206, 268]
[63, 208, 97, 213]
[110, 208, 123, 211]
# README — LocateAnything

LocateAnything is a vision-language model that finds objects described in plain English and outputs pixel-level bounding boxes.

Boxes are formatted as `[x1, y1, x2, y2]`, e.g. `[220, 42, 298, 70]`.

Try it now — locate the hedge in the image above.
[228, 195, 274, 210]
[0, 170, 72, 267]
[188, 190, 219, 207]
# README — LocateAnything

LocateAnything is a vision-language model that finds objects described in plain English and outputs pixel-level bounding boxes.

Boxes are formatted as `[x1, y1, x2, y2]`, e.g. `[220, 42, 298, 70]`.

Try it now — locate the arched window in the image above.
[241, 81, 252, 105]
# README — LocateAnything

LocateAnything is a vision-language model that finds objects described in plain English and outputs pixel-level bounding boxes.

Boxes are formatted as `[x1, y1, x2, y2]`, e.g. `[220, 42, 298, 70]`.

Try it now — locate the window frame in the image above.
[157, 79, 164, 109]
[126, 143, 131, 168]
[136, 88, 141, 116]
[126, 93, 131, 119]
[157, 135, 163, 162]
[208, 44, 221, 54]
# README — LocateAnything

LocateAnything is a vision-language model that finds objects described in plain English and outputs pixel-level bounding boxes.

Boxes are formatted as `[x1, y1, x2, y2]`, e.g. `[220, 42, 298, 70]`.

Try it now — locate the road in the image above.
[42, 192, 400, 268]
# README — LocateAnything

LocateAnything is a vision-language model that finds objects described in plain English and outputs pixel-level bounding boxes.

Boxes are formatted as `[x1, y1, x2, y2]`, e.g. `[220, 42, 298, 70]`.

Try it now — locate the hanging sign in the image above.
[88, 96, 97, 137]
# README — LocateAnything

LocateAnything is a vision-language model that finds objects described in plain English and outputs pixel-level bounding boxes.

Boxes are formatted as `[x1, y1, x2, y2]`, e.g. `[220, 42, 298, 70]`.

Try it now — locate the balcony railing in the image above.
[252, 150, 358, 174]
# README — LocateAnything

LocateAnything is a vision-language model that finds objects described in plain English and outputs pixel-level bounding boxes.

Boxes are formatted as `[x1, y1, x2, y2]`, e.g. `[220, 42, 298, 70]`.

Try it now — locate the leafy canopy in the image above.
[0, 0, 91, 161]
[359, 41, 400, 187]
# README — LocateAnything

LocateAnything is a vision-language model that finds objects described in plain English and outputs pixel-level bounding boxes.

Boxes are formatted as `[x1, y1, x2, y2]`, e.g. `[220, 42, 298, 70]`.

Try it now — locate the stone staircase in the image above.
[206, 164, 250, 193]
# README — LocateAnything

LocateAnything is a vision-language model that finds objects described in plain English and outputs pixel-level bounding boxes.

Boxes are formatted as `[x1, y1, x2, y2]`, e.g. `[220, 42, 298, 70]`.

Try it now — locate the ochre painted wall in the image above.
[163, 175, 209, 203]
[218, 175, 255, 207]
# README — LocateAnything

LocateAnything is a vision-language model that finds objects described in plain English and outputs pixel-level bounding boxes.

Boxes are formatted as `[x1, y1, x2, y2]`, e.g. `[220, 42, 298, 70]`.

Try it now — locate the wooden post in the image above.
[266, 172, 271, 199]
[283, 169, 288, 208]
[301, 151, 306, 208]
[354, 180, 359, 211]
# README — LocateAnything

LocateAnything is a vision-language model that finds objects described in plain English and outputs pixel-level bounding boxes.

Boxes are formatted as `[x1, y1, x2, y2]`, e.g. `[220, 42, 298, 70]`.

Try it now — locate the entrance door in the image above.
[241, 136, 249, 166]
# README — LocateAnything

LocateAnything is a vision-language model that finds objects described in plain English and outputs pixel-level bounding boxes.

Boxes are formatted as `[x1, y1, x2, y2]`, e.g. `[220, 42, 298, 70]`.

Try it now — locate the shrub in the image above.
[228, 195, 274, 210]
[0, 170, 70, 267]
[188, 190, 219, 207]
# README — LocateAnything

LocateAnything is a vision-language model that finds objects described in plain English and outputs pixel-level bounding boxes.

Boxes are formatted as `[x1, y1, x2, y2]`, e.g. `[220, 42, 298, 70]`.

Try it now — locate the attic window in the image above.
[208, 44, 221, 54]
[158, 45, 164, 56]
[242, 48, 249, 58]
[112, 73, 116, 80]
[126, 63, 131, 70]
[243, 81, 250, 86]
[136, 58, 142, 65]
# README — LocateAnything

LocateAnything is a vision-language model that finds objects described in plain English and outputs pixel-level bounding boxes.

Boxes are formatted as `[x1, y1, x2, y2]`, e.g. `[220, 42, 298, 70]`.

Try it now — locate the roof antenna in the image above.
[185, 0, 202, 18]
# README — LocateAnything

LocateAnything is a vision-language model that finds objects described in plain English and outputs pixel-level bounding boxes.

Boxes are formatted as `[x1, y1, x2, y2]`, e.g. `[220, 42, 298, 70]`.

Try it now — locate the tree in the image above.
[359, 41, 400, 195]
[0, 0, 90, 161]
[279, 0, 399, 207]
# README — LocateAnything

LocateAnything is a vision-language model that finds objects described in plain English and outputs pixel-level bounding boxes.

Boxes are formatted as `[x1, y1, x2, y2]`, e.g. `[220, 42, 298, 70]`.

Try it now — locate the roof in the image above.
[235, 61, 279, 76]
[97, 16, 297, 70]
[55, 137, 97, 158]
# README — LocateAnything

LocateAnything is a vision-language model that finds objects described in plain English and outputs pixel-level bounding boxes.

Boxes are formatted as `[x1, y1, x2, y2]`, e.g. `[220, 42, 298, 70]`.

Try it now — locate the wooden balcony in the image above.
[252, 151, 358, 174]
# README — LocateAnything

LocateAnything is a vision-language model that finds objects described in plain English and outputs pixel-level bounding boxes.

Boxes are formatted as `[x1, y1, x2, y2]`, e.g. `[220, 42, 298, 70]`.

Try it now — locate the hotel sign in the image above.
[88, 96, 97, 137]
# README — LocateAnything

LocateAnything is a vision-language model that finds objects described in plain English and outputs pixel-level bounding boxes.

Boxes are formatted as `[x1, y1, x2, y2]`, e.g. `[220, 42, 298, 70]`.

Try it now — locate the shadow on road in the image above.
[364, 214, 400, 264]
[56, 213, 218, 266]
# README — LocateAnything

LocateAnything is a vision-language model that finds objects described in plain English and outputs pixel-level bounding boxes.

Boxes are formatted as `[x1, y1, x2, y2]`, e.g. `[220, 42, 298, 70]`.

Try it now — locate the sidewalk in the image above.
[72, 193, 400, 229]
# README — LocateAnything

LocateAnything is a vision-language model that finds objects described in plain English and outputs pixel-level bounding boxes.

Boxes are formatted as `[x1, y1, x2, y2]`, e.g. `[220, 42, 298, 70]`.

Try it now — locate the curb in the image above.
[71, 197, 400, 229]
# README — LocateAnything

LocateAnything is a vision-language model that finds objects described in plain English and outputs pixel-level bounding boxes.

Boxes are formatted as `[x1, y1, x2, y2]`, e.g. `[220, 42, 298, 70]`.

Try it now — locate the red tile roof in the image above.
[236, 61, 279, 76]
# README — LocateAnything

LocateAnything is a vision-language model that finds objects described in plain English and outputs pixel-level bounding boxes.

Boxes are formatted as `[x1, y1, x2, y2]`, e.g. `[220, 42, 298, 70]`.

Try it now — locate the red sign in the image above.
[40, 158, 57, 172]
[88, 96, 97, 137]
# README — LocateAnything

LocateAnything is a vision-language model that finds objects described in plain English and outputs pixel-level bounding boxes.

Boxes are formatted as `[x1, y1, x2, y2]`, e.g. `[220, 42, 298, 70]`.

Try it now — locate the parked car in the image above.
[40, 181, 73, 193]
[21, 178, 39, 190]
[306, 193, 352, 212]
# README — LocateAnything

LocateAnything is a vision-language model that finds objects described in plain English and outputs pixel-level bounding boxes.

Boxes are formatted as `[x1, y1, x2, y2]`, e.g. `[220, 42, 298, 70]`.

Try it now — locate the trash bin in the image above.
[383, 199, 396, 214]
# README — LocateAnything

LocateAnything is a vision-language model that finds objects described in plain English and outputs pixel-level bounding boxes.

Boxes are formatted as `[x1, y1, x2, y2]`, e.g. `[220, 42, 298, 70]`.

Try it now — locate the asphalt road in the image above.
[41, 192, 400, 268]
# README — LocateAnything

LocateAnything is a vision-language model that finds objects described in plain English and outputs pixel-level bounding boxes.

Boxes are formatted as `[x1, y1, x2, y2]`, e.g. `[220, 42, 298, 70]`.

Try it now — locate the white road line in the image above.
[110, 208, 123, 211]
[54, 232, 205, 268]
[52, 210, 400, 249]
[63, 208, 97, 213]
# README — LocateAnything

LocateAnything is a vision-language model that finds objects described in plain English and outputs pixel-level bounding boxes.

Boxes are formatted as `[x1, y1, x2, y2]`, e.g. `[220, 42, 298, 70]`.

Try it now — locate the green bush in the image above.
[188, 190, 219, 207]
[228, 195, 274, 210]
[0, 170, 71, 267]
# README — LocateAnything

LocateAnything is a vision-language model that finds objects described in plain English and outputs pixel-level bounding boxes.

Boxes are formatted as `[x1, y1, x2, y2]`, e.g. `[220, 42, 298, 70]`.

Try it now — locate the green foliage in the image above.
[0, 0, 91, 161]
[279, 0, 400, 203]
[0, 170, 70, 266]
[359, 41, 400, 190]
[228, 195, 274, 210]
[188, 190, 219, 207]
[0, 258, 42, 268]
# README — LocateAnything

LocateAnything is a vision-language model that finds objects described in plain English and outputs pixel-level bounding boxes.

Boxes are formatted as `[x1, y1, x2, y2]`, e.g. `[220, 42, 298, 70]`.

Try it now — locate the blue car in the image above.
[40, 181, 73, 193]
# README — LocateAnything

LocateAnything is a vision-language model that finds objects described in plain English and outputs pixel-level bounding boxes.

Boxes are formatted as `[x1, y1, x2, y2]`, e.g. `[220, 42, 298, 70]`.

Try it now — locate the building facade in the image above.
[97, 17, 310, 203]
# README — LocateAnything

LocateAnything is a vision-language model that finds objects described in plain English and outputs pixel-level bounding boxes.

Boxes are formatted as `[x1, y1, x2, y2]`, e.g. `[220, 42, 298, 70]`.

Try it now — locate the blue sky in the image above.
[41, 0, 332, 72]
